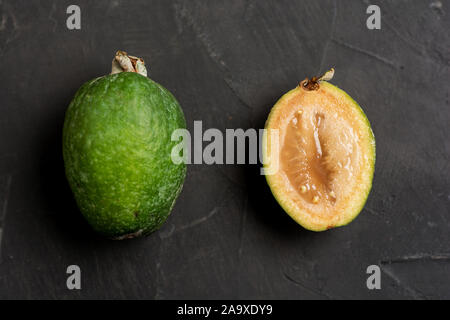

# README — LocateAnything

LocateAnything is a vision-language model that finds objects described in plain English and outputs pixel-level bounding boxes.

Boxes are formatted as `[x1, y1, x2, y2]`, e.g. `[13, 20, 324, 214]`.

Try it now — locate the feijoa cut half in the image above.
[263, 69, 375, 231]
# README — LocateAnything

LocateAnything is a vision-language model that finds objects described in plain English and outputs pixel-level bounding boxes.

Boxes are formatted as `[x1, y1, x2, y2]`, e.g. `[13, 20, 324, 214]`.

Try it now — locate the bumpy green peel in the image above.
[63, 71, 186, 239]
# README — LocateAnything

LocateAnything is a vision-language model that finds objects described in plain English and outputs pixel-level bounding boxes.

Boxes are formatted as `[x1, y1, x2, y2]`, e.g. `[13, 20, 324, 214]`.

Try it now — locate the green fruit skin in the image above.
[63, 72, 186, 239]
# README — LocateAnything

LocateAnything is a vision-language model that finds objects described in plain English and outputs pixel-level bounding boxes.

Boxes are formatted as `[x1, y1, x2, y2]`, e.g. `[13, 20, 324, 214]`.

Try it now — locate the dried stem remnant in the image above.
[300, 68, 335, 91]
[111, 50, 148, 77]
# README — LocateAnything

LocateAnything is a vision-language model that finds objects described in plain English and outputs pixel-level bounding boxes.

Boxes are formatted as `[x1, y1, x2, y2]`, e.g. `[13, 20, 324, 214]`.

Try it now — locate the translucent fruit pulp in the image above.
[280, 104, 360, 210]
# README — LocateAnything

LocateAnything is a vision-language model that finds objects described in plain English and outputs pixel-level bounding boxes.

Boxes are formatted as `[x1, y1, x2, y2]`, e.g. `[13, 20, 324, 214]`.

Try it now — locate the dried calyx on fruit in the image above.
[111, 50, 148, 76]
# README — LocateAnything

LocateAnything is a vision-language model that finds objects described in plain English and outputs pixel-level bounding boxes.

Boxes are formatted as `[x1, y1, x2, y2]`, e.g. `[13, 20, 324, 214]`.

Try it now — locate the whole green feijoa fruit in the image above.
[63, 51, 186, 240]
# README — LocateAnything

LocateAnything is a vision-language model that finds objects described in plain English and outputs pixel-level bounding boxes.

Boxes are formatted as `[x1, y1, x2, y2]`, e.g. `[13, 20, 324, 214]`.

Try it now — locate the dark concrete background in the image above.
[0, 0, 449, 300]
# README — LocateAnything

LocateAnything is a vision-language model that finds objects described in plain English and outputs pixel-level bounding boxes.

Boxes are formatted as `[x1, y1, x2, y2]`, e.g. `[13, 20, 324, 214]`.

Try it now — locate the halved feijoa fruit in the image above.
[263, 69, 375, 231]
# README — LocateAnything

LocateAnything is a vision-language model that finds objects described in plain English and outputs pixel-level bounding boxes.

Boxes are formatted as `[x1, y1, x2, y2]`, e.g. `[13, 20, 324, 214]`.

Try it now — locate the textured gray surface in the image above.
[0, 0, 449, 299]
